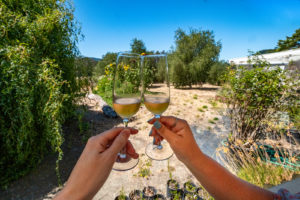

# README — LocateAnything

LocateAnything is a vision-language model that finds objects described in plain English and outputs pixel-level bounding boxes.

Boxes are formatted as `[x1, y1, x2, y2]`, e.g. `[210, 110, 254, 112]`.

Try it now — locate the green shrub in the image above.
[208, 61, 228, 85]
[221, 58, 298, 141]
[0, 0, 82, 188]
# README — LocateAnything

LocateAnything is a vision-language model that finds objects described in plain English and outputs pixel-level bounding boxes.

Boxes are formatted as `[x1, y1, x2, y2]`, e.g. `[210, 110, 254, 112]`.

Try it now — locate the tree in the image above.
[208, 60, 229, 85]
[94, 52, 117, 76]
[169, 28, 221, 88]
[130, 38, 147, 54]
[277, 28, 300, 51]
[0, 0, 81, 187]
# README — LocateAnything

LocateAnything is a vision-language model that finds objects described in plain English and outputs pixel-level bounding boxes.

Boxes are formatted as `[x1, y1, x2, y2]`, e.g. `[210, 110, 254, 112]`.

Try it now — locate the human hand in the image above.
[148, 116, 201, 164]
[55, 127, 139, 200]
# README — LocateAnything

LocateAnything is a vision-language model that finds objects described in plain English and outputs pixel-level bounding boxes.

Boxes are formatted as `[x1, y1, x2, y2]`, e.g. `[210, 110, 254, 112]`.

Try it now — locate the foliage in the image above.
[169, 28, 221, 88]
[208, 60, 228, 85]
[75, 57, 98, 90]
[277, 28, 300, 51]
[217, 141, 299, 188]
[135, 158, 152, 178]
[131, 38, 147, 54]
[0, 0, 82, 188]
[221, 58, 298, 141]
[256, 28, 300, 53]
[94, 52, 117, 76]
[238, 162, 297, 188]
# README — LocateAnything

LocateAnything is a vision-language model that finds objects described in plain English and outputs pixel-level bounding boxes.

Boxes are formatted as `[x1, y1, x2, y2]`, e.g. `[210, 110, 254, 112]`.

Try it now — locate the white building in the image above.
[229, 48, 300, 70]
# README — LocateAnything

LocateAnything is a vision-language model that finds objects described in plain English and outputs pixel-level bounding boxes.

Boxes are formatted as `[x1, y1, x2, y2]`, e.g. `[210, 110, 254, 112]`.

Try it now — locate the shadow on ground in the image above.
[177, 87, 219, 91]
[0, 107, 122, 200]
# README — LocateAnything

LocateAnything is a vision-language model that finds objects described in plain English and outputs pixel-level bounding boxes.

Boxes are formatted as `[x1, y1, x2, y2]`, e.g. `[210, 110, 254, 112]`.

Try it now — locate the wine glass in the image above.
[112, 52, 142, 171]
[142, 54, 173, 160]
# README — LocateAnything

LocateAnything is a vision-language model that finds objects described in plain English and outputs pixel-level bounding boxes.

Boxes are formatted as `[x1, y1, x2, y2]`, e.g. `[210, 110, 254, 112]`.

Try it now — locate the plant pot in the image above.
[170, 189, 184, 200]
[129, 190, 143, 200]
[196, 188, 204, 199]
[184, 193, 202, 200]
[152, 194, 166, 200]
[143, 186, 156, 199]
[115, 195, 130, 200]
[167, 179, 180, 197]
[183, 181, 197, 195]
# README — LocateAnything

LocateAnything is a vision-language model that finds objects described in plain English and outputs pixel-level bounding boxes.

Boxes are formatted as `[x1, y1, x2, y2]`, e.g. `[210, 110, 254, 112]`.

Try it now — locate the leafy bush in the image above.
[208, 61, 228, 85]
[0, 0, 82, 188]
[221, 59, 298, 141]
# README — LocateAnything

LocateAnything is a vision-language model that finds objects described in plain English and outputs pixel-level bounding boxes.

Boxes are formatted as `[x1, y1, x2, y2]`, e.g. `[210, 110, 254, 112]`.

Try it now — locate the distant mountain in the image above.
[88, 57, 101, 61]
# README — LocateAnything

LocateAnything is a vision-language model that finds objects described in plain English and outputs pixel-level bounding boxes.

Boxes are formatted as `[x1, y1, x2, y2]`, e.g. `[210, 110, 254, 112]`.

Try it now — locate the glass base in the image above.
[145, 140, 173, 161]
[112, 155, 139, 171]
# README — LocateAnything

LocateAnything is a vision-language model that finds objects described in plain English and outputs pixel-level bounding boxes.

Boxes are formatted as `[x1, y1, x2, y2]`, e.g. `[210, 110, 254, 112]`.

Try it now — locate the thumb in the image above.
[107, 129, 130, 155]
[153, 120, 179, 145]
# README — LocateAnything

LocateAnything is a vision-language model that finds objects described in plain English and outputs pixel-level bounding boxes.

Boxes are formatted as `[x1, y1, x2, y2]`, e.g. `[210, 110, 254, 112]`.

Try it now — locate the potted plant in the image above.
[183, 181, 197, 195]
[152, 194, 166, 200]
[167, 179, 180, 197]
[184, 193, 202, 200]
[129, 190, 143, 200]
[170, 189, 184, 200]
[143, 186, 156, 199]
[115, 187, 129, 200]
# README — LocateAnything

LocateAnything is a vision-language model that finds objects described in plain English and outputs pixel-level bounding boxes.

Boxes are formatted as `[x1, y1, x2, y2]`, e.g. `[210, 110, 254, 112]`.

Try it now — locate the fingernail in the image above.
[153, 121, 161, 129]
[147, 118, 153, 123]
[149, 130, 153, 136]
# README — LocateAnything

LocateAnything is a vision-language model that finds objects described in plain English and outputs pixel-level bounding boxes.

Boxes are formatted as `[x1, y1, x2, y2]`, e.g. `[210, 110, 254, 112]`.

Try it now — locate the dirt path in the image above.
[0, 84, 229, 200]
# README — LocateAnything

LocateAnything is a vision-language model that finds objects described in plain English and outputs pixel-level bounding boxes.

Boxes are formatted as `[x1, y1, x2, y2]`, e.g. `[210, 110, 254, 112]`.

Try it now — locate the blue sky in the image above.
[73, 0, 300, 61]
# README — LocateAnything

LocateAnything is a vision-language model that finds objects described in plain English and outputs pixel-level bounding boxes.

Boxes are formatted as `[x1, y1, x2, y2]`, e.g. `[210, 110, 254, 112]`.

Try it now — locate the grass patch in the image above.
[238, 162, 297, 188]
[213, 117, 219, 121]
[209, 99, 218, 108]
[198, 107, 205, 112]
[193, 94, 198, 99]
[202, 105, 208, 109]
[208, 119, 215, 124]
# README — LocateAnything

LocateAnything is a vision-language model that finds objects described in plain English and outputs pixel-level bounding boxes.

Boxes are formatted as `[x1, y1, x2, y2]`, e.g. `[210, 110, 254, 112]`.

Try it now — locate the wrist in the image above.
[185, 148, 206, 168]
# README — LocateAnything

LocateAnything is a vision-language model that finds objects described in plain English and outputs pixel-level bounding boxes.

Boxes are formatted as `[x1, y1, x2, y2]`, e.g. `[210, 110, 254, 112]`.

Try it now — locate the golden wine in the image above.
[113, 98, 141, 118]
[144, 97, 169, 115]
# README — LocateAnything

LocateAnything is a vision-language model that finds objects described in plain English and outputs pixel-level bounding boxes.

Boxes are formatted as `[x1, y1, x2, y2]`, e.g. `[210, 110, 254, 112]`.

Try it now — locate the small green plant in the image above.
[185, 181, 196, 192]
[118, 186, 127, 200]
[202, 105, 208, 109]
[167, 159, 176, 180]
[197, 108, 205, 112]
[136, 159, 152, 178]
[207, 126, 212, 131]
[208, 119, 215, 124]
[209, 99, 218, 108]
[193, 94, 198, 99]
[213, 117, 219, 121]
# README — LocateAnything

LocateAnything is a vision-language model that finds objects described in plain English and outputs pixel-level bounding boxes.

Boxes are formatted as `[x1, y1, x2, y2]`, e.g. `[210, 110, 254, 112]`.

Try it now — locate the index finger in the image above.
[148, 116, 185, 129]
[95, 127, 138, 142]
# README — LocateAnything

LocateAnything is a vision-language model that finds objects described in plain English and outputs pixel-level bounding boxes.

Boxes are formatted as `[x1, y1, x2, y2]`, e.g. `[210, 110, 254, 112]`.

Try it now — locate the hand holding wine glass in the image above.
[112, 52, 142, 171]
[142, 54, 173, 160]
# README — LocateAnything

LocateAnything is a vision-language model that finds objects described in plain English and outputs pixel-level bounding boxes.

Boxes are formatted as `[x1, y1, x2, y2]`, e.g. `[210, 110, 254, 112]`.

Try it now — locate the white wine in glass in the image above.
[142, 54, 173, 161]
[112, 52, 141, 171]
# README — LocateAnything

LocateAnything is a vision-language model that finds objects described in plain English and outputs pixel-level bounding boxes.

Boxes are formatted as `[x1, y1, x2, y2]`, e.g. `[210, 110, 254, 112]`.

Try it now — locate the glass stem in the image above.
[154, 115, 163, 150]
[119, 118, 129, 159]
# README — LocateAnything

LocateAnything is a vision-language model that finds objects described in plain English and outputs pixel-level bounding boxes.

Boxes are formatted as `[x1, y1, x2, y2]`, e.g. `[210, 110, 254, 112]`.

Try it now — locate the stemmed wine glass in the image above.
[142, 54, 173, 160]
[112, 52, 142, 171]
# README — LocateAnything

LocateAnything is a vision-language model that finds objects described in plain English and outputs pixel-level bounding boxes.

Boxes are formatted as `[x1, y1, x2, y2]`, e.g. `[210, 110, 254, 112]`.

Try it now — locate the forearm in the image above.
[184, 150, 274, 200]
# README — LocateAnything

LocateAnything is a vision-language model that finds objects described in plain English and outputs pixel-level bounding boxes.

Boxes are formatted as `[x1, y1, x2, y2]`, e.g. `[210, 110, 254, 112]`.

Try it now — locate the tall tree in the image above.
[130, 38, 147, 54]
[276, 28, 300, 51]
[169, 28, 221, 88]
